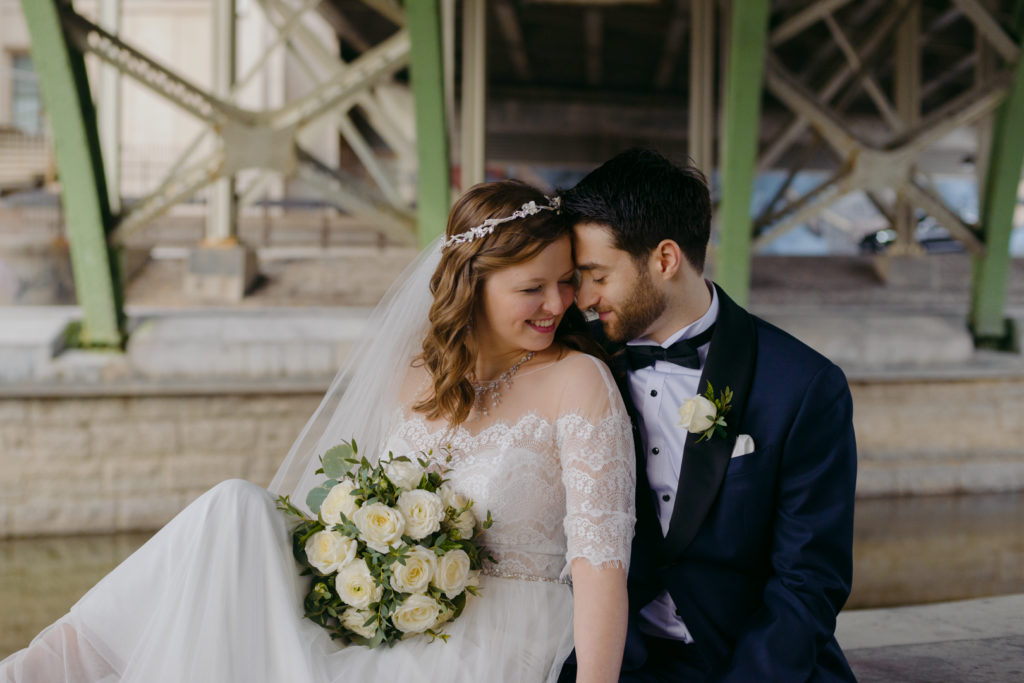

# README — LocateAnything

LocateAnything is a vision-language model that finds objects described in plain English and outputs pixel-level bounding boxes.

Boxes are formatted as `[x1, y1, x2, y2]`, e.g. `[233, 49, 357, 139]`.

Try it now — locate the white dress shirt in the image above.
[629, 283, 719, 643]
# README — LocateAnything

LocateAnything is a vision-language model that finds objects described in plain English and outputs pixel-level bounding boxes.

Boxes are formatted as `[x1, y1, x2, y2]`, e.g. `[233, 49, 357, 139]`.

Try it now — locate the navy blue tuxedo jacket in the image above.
[616, 284, 857, 682]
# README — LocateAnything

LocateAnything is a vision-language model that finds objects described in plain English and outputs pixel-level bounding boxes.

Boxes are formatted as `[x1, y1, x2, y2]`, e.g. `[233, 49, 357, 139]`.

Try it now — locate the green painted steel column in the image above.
[969, 6, 1024, 347]
[407, 0, 452, 247]
[715, 0, 771, 307]
[21, 0, 124, 347]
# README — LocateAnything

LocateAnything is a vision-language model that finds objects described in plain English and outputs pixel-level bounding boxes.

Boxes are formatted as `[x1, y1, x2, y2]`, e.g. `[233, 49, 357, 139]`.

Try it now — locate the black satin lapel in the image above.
[662, 284, 758, 559]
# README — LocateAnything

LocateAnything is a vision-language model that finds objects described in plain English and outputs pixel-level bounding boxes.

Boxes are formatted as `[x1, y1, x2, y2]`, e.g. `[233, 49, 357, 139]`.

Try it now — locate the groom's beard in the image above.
[603, 268, 667, 343]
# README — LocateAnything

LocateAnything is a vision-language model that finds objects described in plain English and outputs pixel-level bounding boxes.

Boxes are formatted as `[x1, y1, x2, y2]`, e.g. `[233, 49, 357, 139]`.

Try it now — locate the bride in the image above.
[1, 180, 636, 683]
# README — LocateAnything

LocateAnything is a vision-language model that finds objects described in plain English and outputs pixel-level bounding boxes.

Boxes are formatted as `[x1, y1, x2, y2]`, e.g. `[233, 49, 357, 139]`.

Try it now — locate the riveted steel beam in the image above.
[207, 0, 238, 245]
[953, 0, 1020, 62]
[461, 0, 488, 188]
[759, 0, 912, 170]
[61, 8, 249, 127]
[97, 0, 120, 216]
[970, 2, 1024, 344]
[688, 0, 714, 175]
[771, 0, 856, 47]
[759, 7, 1012, 254]
[295, 147, 415, 245]
[407, 0, 452, 246]
[20, 0, 124, 347]
[716, 0, 771, 304]
[55, 0, 420, 248]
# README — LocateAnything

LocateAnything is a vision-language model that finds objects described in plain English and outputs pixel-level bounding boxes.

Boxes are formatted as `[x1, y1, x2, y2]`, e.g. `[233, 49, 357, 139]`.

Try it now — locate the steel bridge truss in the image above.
[755, 0, 1021, 258]
[61, 0, 419, 245]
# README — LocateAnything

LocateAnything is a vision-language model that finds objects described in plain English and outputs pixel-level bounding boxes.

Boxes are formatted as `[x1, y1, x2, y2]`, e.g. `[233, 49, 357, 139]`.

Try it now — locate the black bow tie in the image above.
[624, 324, 716, 371]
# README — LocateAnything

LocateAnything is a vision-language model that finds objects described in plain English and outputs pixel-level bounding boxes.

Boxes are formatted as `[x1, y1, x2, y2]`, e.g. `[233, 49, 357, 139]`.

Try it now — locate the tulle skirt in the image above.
[0, 480, 575, 683]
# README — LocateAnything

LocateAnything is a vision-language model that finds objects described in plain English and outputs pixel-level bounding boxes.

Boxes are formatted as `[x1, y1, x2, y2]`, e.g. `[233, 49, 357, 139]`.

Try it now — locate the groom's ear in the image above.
[650, 239, 684, 281]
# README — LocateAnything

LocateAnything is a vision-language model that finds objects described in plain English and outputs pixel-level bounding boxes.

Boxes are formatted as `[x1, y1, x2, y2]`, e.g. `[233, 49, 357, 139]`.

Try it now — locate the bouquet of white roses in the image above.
[276, 440, 494, 648]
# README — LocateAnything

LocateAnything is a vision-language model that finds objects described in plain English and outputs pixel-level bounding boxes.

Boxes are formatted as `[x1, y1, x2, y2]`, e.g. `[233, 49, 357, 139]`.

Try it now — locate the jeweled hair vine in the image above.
[440, 196, 561, 250]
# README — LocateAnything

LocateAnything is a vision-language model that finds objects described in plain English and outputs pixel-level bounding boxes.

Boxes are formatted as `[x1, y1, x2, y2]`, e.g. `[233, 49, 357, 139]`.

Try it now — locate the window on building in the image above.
[11, 53, 44, 137]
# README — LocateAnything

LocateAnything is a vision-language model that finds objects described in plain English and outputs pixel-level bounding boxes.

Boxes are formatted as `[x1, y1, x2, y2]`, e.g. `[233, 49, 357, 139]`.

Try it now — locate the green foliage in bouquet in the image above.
[277, 439, 495, 649]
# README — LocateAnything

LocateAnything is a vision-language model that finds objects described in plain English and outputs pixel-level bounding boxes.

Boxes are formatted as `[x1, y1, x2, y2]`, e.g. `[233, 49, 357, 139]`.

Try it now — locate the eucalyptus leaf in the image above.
[370, 629, 385, 649]
[323, 444, 354, 479]
[306, 485, 330, 514]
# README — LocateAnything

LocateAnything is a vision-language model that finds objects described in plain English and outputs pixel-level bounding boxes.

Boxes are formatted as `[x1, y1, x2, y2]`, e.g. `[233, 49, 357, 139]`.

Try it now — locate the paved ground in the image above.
[838, 594, 1024, 682]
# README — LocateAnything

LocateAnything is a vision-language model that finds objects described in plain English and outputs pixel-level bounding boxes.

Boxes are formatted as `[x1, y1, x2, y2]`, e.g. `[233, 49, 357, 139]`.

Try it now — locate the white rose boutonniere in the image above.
[678, 382, 733, 443]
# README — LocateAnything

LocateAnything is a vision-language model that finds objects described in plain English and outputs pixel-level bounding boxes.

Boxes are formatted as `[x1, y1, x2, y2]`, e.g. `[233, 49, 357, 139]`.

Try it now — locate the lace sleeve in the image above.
[554, 355, 636, 576]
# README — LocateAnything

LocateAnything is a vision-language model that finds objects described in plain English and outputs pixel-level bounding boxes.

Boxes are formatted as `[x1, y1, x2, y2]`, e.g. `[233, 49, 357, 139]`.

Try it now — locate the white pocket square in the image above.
[731, 434, 755, 458]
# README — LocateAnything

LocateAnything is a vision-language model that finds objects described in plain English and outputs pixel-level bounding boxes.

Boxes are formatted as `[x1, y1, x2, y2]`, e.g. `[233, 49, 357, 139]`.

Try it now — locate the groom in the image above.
[560, 149, 857, 681]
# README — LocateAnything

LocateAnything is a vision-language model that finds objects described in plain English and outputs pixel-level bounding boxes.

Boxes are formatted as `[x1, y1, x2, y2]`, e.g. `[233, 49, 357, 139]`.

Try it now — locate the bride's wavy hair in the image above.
[414, 180, 601, 426]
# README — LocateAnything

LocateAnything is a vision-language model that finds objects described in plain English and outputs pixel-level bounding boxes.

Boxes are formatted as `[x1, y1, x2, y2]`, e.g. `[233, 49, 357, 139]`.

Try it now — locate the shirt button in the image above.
[651, 447, 660, 455]
[650, 389, 658, 397]
[662, 494, 671, 502]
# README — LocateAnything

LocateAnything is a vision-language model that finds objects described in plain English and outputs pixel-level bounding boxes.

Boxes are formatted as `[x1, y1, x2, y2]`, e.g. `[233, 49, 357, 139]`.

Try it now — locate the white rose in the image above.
[439, 485, 477, 539]
[391, 594, 442, 634]
[320, 479, 358, 528]
[432, 549, 471, 599]
[352, 502, 406, 554]
[452, 509, 476, 539]
[397, 489, 444, 540]
[335, 558, 383, 609]
[678, 395, 717, 434]
[340, 607, 377, 639]
[439, 484, 471, 511]
[389, 545, 436, 594]
[304, 530, 357, 575]
[384, 459, 424, 490]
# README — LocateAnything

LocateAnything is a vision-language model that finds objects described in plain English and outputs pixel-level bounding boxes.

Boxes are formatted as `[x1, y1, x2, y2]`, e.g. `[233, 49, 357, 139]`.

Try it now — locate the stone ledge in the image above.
[838, 594, 1024, 682]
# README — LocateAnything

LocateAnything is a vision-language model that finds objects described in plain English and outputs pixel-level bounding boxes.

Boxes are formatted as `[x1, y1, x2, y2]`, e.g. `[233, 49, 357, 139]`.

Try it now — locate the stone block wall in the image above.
[1, 375, 1023, 537]
[0, 391, 322, 537]
[851, 376, 1024, 496]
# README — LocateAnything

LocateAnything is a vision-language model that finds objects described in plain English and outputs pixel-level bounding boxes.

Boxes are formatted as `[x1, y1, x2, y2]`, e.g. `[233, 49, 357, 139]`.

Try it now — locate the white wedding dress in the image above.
[0, 352, 635, 683]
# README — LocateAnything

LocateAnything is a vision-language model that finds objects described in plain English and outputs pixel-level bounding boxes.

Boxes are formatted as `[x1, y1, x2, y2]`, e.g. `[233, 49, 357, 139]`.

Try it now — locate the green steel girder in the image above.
[407, 0, 452, 246]
[755, 0, 1024, 350]
[20, 0, 124, 348]
[970, 2, 1024, 346]
[715, 0, 772, 306]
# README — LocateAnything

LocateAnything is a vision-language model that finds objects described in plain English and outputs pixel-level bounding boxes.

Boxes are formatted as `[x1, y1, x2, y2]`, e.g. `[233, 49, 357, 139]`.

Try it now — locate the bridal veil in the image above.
[269, 239, 443, 506]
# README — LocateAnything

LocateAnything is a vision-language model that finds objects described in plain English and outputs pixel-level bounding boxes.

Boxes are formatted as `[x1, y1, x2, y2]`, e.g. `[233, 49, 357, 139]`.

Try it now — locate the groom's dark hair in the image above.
[561, 147, 711, 272]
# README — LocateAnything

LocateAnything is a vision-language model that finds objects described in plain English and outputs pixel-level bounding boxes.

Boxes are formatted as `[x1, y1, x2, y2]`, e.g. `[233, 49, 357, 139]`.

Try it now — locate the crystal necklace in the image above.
[471, 351, 535, 416]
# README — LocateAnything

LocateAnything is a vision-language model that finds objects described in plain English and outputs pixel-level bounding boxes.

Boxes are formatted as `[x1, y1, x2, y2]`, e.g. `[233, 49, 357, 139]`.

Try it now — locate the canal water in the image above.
[2, 492, 1023, 659]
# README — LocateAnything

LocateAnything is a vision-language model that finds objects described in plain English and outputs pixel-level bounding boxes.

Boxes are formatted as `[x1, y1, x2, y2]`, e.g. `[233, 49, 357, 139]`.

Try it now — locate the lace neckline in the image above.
[395, 409, 551, 447]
